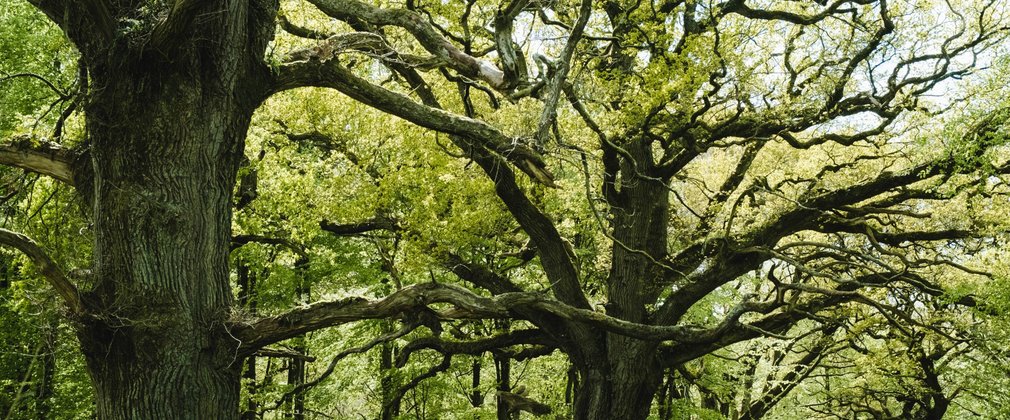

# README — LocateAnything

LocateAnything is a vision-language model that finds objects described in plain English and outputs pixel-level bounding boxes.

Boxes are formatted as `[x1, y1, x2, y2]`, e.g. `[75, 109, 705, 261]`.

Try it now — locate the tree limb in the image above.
[319, 218, 398, 236]
[0, 228, 82, 314]
[261, 322, 417, 413]
[306, 0, 506, 89]
[397, 328, 553, 367]
[271, 59, 555, 186]
[231, 282, 785, 354]
[230, 234, 307, 258]
[26, 0, 115, 53]
[254, 347, 318, 362]
[0, 141, 75, 185]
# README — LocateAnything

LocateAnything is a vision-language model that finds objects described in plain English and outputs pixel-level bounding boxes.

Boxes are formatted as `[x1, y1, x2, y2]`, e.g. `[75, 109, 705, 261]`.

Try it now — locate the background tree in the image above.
[2, 0, 1010, 418]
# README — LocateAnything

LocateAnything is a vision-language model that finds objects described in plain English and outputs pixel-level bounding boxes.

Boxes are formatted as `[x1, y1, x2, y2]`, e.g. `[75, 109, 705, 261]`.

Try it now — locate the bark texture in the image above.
[41, 1, 278, 418]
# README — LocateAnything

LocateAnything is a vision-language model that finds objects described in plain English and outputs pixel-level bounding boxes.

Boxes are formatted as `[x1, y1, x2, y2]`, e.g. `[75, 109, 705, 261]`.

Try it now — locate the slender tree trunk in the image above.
[494, 350, 513, 420]
[35, 317, 58, 419]
[656, 369, 677, 420]
[285, 343, 306, 419]
[239, 262, 259, 420]
[286, 257, 309, 419]
[379, 335, 400, 420]
[470, 358, 482, 408]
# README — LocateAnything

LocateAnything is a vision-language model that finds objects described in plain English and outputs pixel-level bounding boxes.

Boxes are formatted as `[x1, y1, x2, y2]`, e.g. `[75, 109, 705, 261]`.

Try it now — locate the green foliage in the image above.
[0, 3, 77, 139]
[6, 0, 1010, 418]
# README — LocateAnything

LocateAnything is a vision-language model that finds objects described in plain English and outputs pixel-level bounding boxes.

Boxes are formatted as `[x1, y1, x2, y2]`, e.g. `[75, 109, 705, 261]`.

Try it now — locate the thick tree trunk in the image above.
[74, 49, 253, 418]
[571, 347, 663, 420]
[569, 137, 668, 419]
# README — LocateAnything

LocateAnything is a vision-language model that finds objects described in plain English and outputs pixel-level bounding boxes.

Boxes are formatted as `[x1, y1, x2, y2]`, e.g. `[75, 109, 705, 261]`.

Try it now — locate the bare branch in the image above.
[493, 0, 532, 89]
[533, 0, 592, 145]
[0, 140, 75, 185]
[0, 228, 82, 314]
[445, 253, 524, 295]
[230, 283, 506, 353]
[319, 218, 398, 236]
[231, 282, 797, 354]
[721, 0, 876, 26]
[253, 347, 317, 362]
[306, 0, 506, 89]
[278, 14, 330, 40]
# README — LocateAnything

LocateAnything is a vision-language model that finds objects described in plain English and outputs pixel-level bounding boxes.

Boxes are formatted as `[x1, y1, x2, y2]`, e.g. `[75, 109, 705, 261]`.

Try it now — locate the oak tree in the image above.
[2, 0, 1010, 418]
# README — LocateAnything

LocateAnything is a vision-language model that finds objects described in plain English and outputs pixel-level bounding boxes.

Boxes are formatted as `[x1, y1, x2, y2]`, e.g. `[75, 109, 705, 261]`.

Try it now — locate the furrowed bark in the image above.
[24, 0, 283, 417]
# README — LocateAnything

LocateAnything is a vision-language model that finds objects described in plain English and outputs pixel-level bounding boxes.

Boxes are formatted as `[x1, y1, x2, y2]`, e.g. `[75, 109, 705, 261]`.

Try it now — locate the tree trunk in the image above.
[74, 45, 253, 418]
[494, 350, 513, 420]
[470, 358, 482, 408]
[568, 137, 668, 419]
[571, 347, 664, 420]
[35, 317, 58, 419]
[286, 258, 309, 419]
[379, 336, 400, 420]
[239, 261, 259, 420]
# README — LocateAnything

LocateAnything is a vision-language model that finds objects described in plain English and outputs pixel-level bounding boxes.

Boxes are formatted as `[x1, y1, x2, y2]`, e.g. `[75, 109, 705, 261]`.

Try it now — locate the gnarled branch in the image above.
[231, 282, 791, 355]
[271, 59, 555, 186]
[27, 0, 115, 53]
[306, 0, 506, 89]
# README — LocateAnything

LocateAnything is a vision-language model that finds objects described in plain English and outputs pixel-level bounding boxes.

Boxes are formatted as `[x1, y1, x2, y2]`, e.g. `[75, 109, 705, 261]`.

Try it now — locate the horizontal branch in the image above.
[0, 228, 82, 313]
[397, 329, 553, 367]
[230, 282, 784, 354]
[0, 141, 75, 184]
[445, 253, 524, 295]
[814, 221, 975, 246]
[254, 347, 317, 362]
[319, 218, 398, 236]
[230, 283, 504, 352]
[722, 0, 871, 25]
[230, 234, 307, 257]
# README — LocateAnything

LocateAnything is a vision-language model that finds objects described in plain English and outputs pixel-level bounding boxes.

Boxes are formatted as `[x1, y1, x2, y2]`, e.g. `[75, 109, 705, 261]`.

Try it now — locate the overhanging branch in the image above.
[271, 59, 555, 186]
[0, 228, 82, 314]
[230, 282, 783, 354]
[230, 283, 507, 353]
[306, 0, 506, 89]
[27, 0, 115, 52]
[0, 141, 75, 185]
[319, 218, 398, 236]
